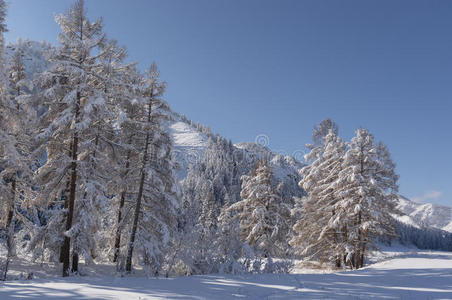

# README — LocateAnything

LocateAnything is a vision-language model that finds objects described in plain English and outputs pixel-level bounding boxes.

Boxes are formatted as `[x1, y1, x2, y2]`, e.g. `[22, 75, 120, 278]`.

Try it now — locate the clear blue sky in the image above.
[4, 0, 452, 205]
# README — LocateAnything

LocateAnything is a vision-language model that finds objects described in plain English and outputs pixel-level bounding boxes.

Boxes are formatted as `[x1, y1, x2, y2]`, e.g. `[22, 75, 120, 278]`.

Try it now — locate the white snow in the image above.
[397, 196, 452, 232]
[6, 39, 53, 80]
[167, 119, 209, 180]
[1, 250, 452, 299]
[169, 121, 209, 148]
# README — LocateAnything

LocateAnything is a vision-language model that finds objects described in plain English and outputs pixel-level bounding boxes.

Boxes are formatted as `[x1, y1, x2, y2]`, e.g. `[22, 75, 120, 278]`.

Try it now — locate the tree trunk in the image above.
[113, 148, 131, 263]
[62, 92, 80, 277]
[113, 190, 126, 263]
[356, 211, 362, 269]
[59, 177, 71, 263]
[342, 225, 348, 268]
[335, 256, 341, 268]
[360, 236, 366, 269]
[2, 178, 16, 281]
[72, 252, 79, 274]
[125, 167, 147, 273]
[125, 97, 153, 273]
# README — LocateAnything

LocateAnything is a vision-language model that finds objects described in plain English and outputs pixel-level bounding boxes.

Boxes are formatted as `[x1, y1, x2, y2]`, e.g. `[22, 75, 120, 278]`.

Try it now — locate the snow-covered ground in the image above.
[1, 250, 451, 299]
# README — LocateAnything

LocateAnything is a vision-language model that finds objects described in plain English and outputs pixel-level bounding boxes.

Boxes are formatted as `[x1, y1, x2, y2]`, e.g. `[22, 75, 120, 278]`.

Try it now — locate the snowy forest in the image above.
[0, 0, 451, 282]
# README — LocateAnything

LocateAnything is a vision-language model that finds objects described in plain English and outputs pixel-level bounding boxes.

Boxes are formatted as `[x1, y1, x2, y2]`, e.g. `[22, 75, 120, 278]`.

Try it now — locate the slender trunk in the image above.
[72, 252, 79, 274]
[125, 168, 146, 273]
[335, 257, 341, 268]
[59, 176, 71, 263]
[342, 225, 348, 268]
[360, 235, 366, 268]
[125, 97, 153, 273]
[113, 145, 132, 263]
[356, 211, 362, 269]
[62, 92, 80, 277]
[113, 189, 126, 263]
[332, 209, 341, 268]
[2, 178, 16, 281]
[356, 249, 361, 270]
[15, 87, 20, 110]
[356, 147, 365, 270]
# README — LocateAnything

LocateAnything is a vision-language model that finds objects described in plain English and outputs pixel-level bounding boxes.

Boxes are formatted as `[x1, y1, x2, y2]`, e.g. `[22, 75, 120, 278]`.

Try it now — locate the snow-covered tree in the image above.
[31, 0, 117, 276]
[176, 135, 249, 273]
[0, 0, 7, 92]
[291, 127, 346, 267]
[9, 49, 26, 97]
[311, 118, 339, 148]
[334, 128, 398, 269]
[228, 159, 290, 258]
[121, 63, 179, 275]
[0, 0, 19, 280]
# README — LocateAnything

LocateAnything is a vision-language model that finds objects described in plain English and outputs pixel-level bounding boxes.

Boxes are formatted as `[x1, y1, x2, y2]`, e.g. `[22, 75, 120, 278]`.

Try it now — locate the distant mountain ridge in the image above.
[396, 196, 452, 233]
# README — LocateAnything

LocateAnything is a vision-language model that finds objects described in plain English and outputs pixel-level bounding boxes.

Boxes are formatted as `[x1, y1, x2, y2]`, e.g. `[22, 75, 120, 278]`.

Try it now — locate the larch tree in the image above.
[0, 0, 21, 280]
[110, 67, 143, 265]
[91, 39, 139, 265]
[123, 63, 179, 275]
[334, 128, 398, 269]
[311, 118, 339, 148]
[228, 158, 290, 259]
[0, 0, 14, 279]
[9, 49, 26, 97]
[0, 0, 6, 91]
[291, 127, 347, 267]
[32, 0, 116, 276]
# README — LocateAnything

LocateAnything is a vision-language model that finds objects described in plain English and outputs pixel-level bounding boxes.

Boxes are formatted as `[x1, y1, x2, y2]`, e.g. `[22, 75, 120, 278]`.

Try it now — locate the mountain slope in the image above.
[396, 196, 452, 232]
[167, 116, 209, 179]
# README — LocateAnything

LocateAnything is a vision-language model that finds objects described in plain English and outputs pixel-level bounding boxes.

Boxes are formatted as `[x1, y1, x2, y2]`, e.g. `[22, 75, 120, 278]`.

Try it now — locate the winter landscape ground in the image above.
[1, 248, 451, 299]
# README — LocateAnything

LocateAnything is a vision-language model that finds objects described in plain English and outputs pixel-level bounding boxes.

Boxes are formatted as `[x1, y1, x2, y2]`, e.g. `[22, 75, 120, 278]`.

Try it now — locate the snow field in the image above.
[1, 250, 451, 299]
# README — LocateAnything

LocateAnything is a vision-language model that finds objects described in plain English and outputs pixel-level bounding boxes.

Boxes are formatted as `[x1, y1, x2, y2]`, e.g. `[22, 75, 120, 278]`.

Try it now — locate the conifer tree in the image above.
[32, 0, 115, 276]
[9, 49, 26, 97]
[291, 128, 346, 267]
[334, 128, 398, 268]
[0, 0, 7, 92]
[123, 63, 179, 275]
[0, 0, 17, 280]
[228, 159, 290, 258]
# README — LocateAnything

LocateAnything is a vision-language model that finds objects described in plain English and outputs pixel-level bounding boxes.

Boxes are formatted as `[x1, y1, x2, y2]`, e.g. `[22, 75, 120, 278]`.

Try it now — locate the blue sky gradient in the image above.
[4, 0, 452, 205]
